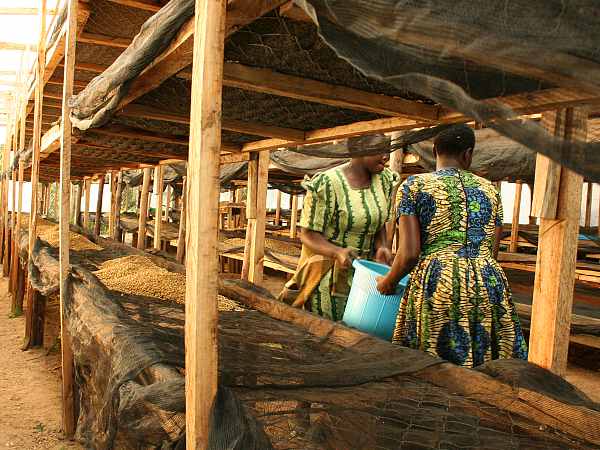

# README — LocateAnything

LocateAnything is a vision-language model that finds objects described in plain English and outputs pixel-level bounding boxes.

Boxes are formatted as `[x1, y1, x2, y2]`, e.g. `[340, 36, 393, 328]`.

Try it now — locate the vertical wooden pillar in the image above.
[2, 127, 13, 277]
[275, 190, 281, 226]
[290, 194, 298, 239]
[74, 183, 82, 226]
[584, 182, 592, 228]
[153, 165, 164, 250]
[57, 0, 77, 434]
[529, 108, 586, 376]
[94, 175, 105, 237]
[509, 181, 523, 253]
[112, 172, 123, 240]
[165, 184, 172, 222]
[10, 161, 24, 316]
[44, 183, 51, 216]
[108, 172, 116, 237]
[24, 0, 47, 350]
[176, 176, 187, 263]
[137, 168, 151, 249]
[83, 178, 91, 230]
[185, 0, 226, 446]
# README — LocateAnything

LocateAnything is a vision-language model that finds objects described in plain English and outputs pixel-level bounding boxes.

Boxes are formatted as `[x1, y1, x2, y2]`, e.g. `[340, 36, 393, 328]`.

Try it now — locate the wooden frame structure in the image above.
[1, 0, 599, 447]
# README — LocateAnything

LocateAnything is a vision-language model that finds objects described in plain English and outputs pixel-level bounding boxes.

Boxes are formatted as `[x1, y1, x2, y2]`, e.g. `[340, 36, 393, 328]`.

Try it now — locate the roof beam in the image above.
[118, 0, 288, 109]
[119, 103, 306, 140]
[78, 32, 132, 49]
[105, 0, 162, 12]
[0, 8, 57, 15]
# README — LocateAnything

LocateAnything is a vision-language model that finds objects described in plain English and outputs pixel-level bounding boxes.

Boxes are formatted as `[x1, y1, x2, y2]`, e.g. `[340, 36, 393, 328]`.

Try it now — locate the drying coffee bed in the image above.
[15, 222, 600, 448]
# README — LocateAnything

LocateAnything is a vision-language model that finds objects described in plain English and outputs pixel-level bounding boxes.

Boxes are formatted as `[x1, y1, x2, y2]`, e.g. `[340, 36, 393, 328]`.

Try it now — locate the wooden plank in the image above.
[220, 62, 439, 120]
[118, 1, 289, 110]
[584, 182, 593, 228]
[529, 107, 587, 376]
[531, 111, 565, 219]
[24, 0, 47, 350]
[290, 194, 298, 239]
[219, 152, 250, 165]
[185, 0, 226, 446]
[153, 165, 163, 250]
[176, 176, 186, 263]
[57, 0, 77, 435]
[136, 168, 151, 249]
[509, 181, 523, 253]
[93, 175, 105, 237]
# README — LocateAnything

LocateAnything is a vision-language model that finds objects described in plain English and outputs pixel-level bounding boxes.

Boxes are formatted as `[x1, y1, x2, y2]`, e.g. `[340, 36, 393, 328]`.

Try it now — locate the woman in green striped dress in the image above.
[279, 135, 400, 321]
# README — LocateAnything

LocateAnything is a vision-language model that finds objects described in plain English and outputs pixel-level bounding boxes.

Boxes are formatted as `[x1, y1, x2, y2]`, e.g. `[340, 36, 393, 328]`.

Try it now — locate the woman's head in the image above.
[433, 124, 476, 169]
[348, 134, 391, 174]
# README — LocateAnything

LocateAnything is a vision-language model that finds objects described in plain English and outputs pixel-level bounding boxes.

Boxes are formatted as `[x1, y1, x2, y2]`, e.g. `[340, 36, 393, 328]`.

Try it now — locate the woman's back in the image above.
[399, 168, 502, 260]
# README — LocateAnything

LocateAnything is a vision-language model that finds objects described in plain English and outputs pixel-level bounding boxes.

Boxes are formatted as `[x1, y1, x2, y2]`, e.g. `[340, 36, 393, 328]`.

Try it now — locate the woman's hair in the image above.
[434, 124, 475, 156]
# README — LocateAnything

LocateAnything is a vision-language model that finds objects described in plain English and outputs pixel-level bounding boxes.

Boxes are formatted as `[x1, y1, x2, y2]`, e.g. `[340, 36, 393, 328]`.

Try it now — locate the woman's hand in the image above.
[334, 247, 357, 269]
[374, 247, 393, 265]
[376, 275, 398, 295]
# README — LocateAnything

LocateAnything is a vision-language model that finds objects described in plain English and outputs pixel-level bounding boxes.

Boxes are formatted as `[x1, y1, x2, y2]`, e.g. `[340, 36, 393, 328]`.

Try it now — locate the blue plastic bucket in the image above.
[342, 259, 409, 341]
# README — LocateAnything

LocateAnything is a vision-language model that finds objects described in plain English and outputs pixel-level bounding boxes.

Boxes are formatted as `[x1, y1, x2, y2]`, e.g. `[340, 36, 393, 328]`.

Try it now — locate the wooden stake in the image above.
[275, 190, 281, 226]
[57, 0, 77, 434]
[509, 181, 523, 253]
[185, 0, 226, 446]
[24, 0, 47, 350]
[153, 165, 164, 250]
[93, 175, 105, 237]
[584, 182, 593, 228]
[176, 176, 186, 263]
[529, 108, 586, 376]
[112, 172, 123, 240]
[136, 168, 151, 249]
[290, 194, 298, 239]
[83, 178, 91, 230]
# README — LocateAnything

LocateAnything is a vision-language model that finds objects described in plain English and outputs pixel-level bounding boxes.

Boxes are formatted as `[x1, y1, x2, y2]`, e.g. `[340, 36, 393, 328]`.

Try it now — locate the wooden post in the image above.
[94, 175, 105, 237]
[176, 176, 187, 263]
[388, 141, 404, 250]
[108, 173, 116, 237]
[290, 194, 298, 239]
[74, 183, 82, 226]
[529, 108, 586, 376]
[165, 184, 172, 222]
[10, 161, 24, 316]
[137, 168, 151, 249]
[57, 0, 77, 435]
[153, 165, 164, 250]
[2, 127, 13, 277]
[24, 0, 47, 350]
[509, 181, 523, 253]
[44, 183, 51, 216]
[275, 190, 281, 226]
[112, 172, 123, 240]
[83, 178, 91, 230]
[185, 0, 226, 446]
[584, 182, 593, 228]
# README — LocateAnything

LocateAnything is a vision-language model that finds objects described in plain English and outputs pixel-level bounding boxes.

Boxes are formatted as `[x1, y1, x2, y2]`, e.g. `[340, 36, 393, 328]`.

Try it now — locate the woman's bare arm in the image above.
[300, 228, 356, 268]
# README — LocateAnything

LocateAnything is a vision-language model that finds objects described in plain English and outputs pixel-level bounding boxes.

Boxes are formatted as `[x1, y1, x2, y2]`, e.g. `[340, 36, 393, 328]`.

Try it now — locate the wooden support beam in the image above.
[24, 0, 47, 351]
[105, 0, 161, 12]
[78, 32, 132, 49]
[290, 194, 298, 239]
[176, 176, 186, 263]
[529, 107, 587, 376]
[274, 189, 281, 226]
[112, 172, 123, 240]
[509, 181, 523, 253]
[185, 0, 226, 446]
[57, 0, 77, 435]
[82, 178, 91, 230]
[137, 168, 151, 249]
[93, 175, 105, 237]
[118, 0, 288, 110]
[0, 7, 57, 15]
[1, 125, 11, 277]
[119, 103, 306, 140]
[153, 165, 164, 250]
[584, 182, 593, 228]
[10, 161, 24, 315]
[73, 183, 83, 225]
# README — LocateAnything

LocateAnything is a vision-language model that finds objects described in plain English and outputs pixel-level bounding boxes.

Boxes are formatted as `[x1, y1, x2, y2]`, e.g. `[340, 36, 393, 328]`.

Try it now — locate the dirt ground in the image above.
[0, 278, 82, 450]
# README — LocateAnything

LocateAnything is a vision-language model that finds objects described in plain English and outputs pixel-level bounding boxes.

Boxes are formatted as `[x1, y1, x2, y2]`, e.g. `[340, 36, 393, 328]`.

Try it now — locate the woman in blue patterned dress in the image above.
[377, 125, 527, 367]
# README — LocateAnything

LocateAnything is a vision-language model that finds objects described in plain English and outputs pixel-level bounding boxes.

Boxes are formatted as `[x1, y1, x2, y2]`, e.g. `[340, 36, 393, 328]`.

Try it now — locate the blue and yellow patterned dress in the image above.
[393, 168, 527, 367]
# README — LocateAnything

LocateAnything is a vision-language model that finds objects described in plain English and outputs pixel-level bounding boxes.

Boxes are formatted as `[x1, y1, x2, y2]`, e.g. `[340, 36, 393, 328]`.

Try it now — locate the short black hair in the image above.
[347, 133, 390, 153]
[434, 124, 475, 156]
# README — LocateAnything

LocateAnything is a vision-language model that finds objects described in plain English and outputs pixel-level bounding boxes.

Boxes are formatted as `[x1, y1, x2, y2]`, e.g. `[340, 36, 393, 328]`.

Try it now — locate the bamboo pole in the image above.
[185, 0, 226, 445]
[24, 0, 47, 350]
[153, 165, 164, 250]
[176, 176, 187, 263]
[137, 168, 151, 249]
[93, 175, 105, 237]
[57, 0, 78, 434]
[509, 181, 523, 253]
[83, 178, 91, 230]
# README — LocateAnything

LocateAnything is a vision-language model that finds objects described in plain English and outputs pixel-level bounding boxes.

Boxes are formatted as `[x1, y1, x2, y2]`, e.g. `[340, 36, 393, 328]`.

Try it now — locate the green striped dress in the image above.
[299, 165, 399, 320]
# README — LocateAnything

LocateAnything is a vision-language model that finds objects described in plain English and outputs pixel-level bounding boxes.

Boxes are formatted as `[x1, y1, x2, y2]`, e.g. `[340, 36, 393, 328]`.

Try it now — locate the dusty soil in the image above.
[0, 278, 82, 450]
